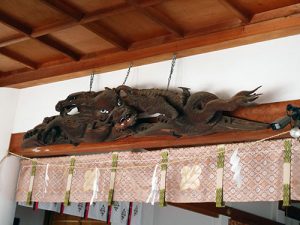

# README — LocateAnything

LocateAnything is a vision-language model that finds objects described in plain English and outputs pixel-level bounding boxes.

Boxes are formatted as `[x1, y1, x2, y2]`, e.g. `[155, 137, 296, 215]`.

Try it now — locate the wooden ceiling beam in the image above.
[170, 203, 283, 225]
[0, 0, 163, 48]
[0, 36, 29, 48]
[0, 10, 32, 35]
[40, 0, 84, 21]
[83, 23, 129, 50]
[0, 9, 82, 61]
[128, 1, 184, 37]
[40, 0, 129, 50]
[80, 4, 135, 24]
[81, 0, 165, 23]
[36, 35, 81, 61]
[0, 48, 37, 69]
[218, 0, 252, 23]
[1, 9, 300, 88]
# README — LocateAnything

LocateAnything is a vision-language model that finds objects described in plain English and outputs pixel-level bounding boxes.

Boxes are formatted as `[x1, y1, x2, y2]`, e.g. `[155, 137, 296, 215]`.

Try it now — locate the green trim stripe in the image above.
[216, 146, 225, 207]
[64, 191, 71, 206]
[111, 153, 118, 172]
[161, 151, 168, 171]
[283, 184, 290, 207]
[26, 160, 37, 205]
[108, 153, 118, 205]
[217, 147, 225, 168]
[216, 188, 223, 208]
[26, 191, 32, 206]
[159, 151, 169, 207]
[284, 140, 292, 163]
[159, 189, 166, 207]
[283, 140, 292, 206]
[69, 157, 76, 175]
[108, 189, 114, 206]
[64, 156, 76, 206]
[31, 160, 37, 176]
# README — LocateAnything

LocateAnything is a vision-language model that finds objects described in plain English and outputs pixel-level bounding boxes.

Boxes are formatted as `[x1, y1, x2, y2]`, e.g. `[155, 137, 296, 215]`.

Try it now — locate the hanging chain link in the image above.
[122, 62, 133, 85]
[89, 71, 95, 92]
[167, 54, 177, 90]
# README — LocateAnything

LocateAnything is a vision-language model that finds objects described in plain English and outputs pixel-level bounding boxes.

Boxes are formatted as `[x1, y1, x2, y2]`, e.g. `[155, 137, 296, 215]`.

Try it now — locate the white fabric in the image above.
[131, 203, 143, 225]
[230, 149, 242, 188]
[88, 202, 108, 221]
[90, 168, 100, 205]
[146, 165, 159, 205]
[111, 201, 130, 225]
[63, 203, 85, 217]
[44, 164, 49, 194]
[38, 202, 60, 212]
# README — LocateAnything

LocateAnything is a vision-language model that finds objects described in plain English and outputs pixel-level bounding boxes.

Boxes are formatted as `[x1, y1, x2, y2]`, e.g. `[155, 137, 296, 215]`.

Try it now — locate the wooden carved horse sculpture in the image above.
[22, 86, 269, 147]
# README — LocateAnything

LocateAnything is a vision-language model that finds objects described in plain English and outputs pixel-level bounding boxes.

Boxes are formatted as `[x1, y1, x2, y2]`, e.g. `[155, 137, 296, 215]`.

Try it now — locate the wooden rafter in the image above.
[9, 99, 299, 157]
[36, 35, 81, 61]
[40, 0, 129, 50]
[127, 0, 184, 37]
[80, 4, 135, 24]
[170, 203, 283, 225]
[43, 0, 148, 50]
[40, 0, 84, 21]
[0, 10, 32, 35]
[0, 10, 82, 61]
[0, 0, 164, 49]
[1, 9, 300, 88]
[42, 1, 128, 50]
[0, 48, 37, 69]
[0, 36, 28, 48]
[218, 0, 252, 23]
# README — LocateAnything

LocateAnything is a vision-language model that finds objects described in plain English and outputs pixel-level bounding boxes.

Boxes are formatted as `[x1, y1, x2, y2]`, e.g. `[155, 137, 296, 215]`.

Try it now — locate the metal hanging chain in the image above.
[122, 62, 133, 85]
[167, 54, 177, 90]
[89, 71, 95, 92]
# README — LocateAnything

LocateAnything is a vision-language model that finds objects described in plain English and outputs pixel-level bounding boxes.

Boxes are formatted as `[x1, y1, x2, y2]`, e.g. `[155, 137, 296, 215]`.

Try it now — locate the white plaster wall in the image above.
[0, 88, 20, 225]
[13, 34, 300, 133]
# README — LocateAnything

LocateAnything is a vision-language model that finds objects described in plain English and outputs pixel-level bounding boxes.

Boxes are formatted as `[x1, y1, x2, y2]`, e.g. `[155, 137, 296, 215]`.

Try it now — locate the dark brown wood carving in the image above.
[22, 85, 270, 148]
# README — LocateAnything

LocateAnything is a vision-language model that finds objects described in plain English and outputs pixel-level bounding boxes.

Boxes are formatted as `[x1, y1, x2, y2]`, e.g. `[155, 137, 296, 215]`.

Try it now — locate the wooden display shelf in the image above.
[9, 99, 300, 158]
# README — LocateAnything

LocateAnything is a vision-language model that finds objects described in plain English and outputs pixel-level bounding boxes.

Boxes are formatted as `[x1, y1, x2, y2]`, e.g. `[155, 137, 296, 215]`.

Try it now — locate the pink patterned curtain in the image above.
[16, 138, 300, 203]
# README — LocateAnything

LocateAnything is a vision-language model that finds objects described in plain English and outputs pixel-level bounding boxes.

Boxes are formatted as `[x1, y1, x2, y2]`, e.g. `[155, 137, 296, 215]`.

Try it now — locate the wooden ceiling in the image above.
[0, 0, 300, 88]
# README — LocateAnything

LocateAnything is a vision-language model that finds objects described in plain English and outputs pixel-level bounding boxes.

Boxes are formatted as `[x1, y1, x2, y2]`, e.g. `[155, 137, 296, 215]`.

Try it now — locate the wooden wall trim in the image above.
[9, 99, 300, 158]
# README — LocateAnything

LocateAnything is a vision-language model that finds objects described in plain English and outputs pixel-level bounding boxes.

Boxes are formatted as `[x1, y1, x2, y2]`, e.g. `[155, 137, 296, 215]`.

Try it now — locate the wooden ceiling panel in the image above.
[1, 0, 300, 87]
[0, 23, 23, 42]
[5, 39, 66, 64]
[156, 0, 241, 33]
[233, 0, 300, 14]
[97, 10, 169, 43]
[65, 0, 126, 13]
[0, 54, 26, 72]
[0, 0, 71, 29]
[50, 25, 118, 54]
